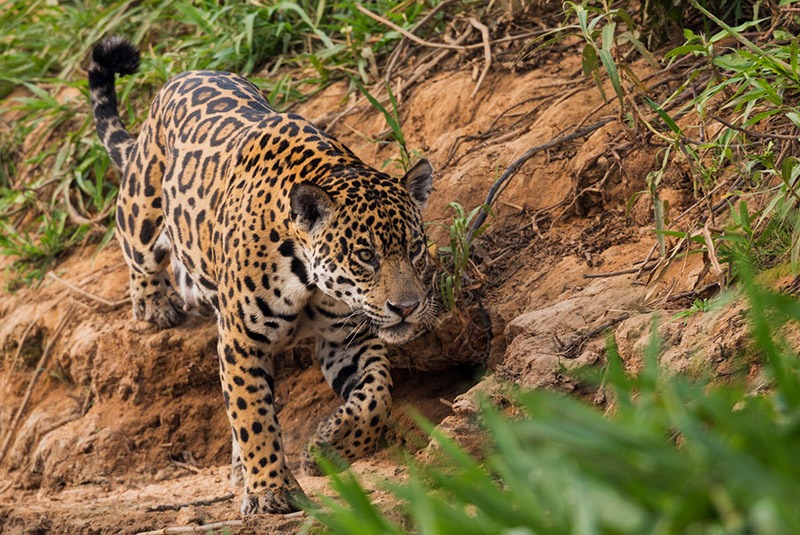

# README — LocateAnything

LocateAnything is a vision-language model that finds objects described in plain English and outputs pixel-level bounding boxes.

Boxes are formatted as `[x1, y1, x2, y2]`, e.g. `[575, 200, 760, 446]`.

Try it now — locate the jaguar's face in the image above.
[315, 213, 431, 344]
[291, 159, 434, 344]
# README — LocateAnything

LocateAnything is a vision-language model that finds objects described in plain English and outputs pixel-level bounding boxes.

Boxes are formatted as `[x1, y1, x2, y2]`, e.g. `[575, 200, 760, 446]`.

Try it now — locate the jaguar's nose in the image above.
[387, 300, 419, 320]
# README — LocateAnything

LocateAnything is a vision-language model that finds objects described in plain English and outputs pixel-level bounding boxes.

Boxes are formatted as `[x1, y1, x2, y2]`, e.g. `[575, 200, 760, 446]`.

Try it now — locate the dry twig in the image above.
[170, 459, 202, 474]
[468, 17, 492, 98]
[385, 0, 457, 81]
[711, 114, 799, 140]
[400, 26, 473, 91]
[467, 117, 615, 240]
[47, 271, 128, 309]
[356, 4, 469, 51]
[62, 189, 115, 230]
[583, 261, 658, 279]
[135, 520, 243, 535]
[636, 243, 659, 279]
[701, 224, 727, 288]
[146, 493, 235, 513]
[356, 4, 550, 52]
[667, 282, 720, 302]
[486, 92, 562, 132]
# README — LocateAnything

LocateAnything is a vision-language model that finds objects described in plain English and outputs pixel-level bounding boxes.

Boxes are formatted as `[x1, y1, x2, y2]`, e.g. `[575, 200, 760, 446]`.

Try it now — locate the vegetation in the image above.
[671, 296, 711, 323]
[436, 202, 491, 311]
[358, 83, 414, 172]
[537, 0, 800, 282]
[0, 211, 88, 289]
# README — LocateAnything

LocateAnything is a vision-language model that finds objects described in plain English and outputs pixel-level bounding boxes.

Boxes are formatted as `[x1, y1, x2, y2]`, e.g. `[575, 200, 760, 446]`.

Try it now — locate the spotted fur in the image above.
[89, 37, 434, 515]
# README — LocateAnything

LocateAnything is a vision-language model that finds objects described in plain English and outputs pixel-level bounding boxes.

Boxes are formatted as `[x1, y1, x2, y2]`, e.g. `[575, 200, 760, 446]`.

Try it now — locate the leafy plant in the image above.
[0, 210, 88, 289]
[652, 2, 800, 274]
[530, 1, 657, 108]
[642, 0, 755, 45]
[672, 297, 711, 323]
[436, 202, 491, 312]
[357, 83, 412, 172]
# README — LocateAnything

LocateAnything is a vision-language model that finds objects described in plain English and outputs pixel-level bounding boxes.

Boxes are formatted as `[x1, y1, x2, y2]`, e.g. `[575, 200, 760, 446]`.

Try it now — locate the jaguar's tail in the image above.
[88, 36, 140, 171]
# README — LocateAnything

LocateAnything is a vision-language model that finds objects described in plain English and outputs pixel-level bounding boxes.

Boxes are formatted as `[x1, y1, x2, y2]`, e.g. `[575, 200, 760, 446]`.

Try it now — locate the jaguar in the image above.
[89, 36, 434, 515]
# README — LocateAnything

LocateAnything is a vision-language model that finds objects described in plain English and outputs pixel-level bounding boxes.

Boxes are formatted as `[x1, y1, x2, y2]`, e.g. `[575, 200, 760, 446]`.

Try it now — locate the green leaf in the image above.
[664, 43, 708, 59]
[644, 97, 683, 135]
[786, 111, 800, 128]
[582, 44, 599, 77]
[618, 31, 659, 68]
[596, 22, 623, 104]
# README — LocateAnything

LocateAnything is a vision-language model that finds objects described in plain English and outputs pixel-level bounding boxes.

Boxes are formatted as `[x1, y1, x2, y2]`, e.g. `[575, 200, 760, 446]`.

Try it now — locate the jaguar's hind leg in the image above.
[302, 334, 392, 475]
[126, 256, 184, 329]
[116, 130, 184, 329]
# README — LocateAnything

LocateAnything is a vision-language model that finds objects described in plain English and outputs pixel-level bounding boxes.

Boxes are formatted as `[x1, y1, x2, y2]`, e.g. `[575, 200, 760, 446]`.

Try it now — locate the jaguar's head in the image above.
[290, 159, 434, 344]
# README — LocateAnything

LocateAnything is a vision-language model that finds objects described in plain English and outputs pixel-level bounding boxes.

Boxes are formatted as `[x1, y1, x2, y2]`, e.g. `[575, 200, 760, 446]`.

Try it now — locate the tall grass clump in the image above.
[543, 0, 800, 281]
[358, 83, 414, 172]
[305, 257, 800, 534]
[637, 1, 800, 281]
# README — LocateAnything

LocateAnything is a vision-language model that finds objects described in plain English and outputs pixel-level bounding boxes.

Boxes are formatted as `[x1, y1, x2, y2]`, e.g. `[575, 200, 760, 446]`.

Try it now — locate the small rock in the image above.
[175, 505, 204, 526]
[574, 349, 600, 366]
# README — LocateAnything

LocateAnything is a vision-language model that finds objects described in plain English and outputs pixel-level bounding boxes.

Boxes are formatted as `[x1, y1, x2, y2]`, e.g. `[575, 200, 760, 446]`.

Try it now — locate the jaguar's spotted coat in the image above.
[89, 37, 434, 515]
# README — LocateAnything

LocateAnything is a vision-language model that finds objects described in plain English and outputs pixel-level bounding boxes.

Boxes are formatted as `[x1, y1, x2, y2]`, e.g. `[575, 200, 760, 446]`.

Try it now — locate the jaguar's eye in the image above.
[409, 241, 423, 257]
[356, 249, 375, 264]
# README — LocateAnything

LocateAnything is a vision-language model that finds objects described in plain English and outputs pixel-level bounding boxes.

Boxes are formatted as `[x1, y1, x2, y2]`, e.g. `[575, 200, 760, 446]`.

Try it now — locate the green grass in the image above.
[655, 3, 800, 276]
[435, 202, 491, 312]
[672, 297, 711, 323]
[358, 83, 413, 172]
[0, 210, 88, 289]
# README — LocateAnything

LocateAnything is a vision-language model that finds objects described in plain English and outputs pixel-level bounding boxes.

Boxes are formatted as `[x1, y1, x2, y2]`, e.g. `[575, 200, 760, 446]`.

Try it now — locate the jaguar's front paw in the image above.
[240, 487, 307, 516]
[302, 405, 386, 476]
[302, 440, 349, 476]
[301, 448, 322, 476]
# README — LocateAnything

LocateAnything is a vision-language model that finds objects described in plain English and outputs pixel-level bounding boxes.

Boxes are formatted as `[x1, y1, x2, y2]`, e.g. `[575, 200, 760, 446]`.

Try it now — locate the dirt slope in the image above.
[0, 34, 737, 534]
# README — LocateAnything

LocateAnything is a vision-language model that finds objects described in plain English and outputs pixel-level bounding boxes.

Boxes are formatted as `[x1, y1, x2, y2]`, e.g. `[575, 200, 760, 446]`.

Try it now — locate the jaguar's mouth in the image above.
[375, 320, 422, 345]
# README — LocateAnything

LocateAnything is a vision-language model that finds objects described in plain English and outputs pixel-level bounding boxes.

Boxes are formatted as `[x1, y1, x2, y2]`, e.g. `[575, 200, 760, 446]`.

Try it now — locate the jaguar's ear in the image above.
[401, 159, 433, 211]
[290, 183, 334, 234]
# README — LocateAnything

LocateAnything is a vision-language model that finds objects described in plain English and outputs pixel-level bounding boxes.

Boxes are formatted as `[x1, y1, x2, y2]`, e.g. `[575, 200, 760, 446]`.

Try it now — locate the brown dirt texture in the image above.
[0, 19, 766, 535]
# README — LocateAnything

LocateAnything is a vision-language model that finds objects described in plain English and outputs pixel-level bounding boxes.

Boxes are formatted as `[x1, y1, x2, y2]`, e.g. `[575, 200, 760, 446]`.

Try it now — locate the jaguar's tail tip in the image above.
[92, 36, 140, 77]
